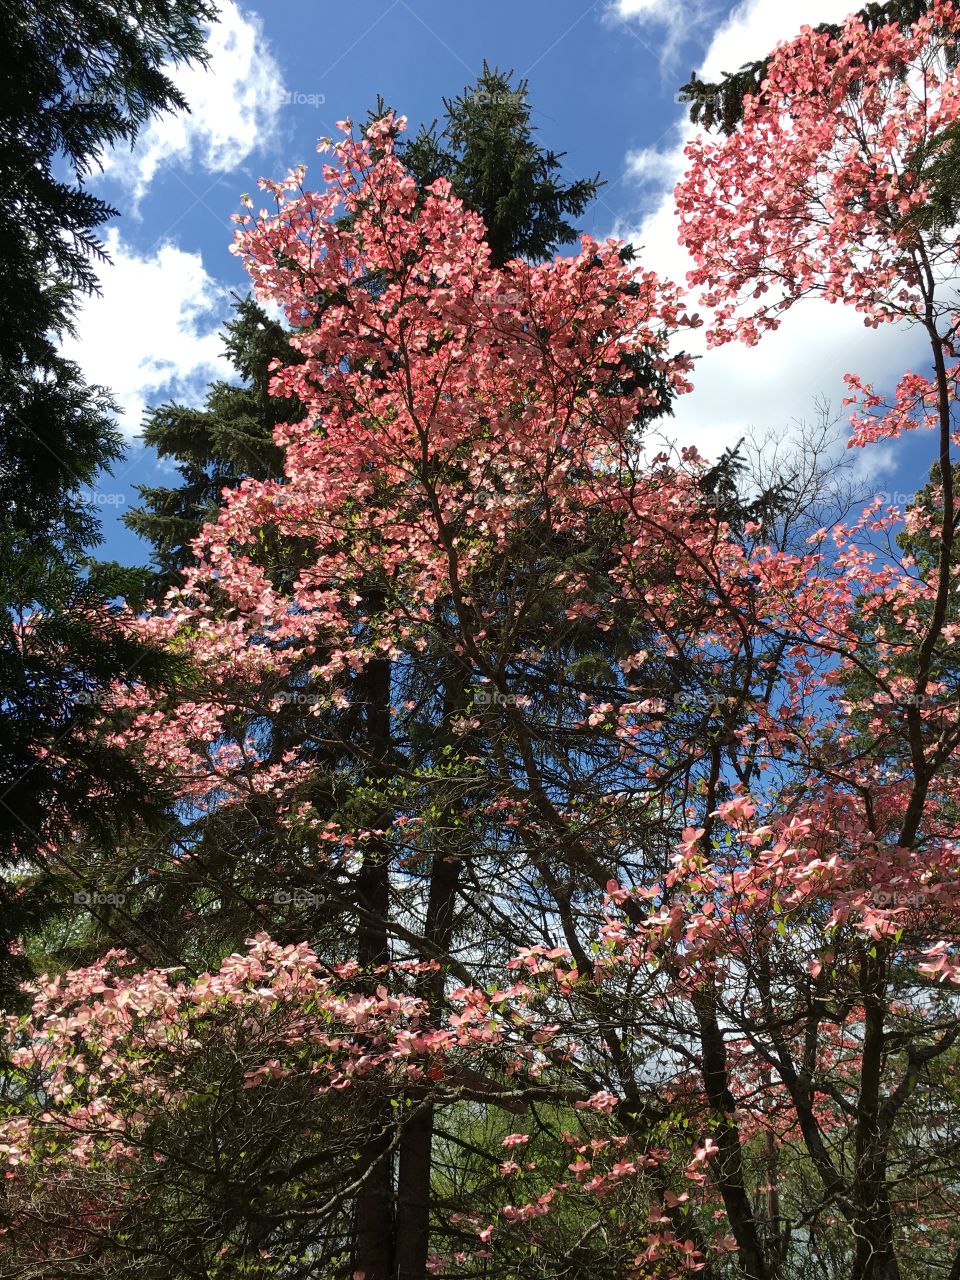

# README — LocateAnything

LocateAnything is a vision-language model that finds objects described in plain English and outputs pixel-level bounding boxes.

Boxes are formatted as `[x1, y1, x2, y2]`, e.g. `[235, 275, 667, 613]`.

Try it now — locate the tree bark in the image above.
[352, 652, 395, 1280]
[393, 661, 467, 1280]
[694, 985, 769, 1280]
[851, 948, 900, 1280]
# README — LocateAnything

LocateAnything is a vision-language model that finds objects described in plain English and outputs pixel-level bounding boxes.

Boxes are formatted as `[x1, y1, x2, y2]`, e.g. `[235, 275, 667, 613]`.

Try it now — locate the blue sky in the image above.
[65, 0, 937, 567]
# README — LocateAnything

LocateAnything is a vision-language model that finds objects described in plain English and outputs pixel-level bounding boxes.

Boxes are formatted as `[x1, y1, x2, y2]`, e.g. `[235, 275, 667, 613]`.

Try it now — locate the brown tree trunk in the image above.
[693, 985, 769, 1280]
[393, 1101, 434, 1280]
[851, 949, 900, 1280]
[393, 664, 467, 1280]
[352, 653, 395, 1280]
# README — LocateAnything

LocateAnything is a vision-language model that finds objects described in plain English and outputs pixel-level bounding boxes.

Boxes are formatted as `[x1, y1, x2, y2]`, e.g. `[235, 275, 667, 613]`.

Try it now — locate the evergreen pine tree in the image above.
[0, 0, 216, 1002]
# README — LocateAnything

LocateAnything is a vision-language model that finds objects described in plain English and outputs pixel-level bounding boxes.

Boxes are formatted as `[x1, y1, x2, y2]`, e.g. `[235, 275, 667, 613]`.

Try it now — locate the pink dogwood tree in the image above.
[7, 6, 960, 1272]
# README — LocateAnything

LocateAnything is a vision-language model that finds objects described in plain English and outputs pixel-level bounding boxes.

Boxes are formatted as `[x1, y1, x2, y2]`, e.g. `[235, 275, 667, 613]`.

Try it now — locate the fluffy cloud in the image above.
[611, 0, 681, 17]
[624, 145, 683, 187]
[698, 0, 862, 77]
[98, 0, 283, 203]
[610, 0, 856, 61]
[607, 0, 711, 60]
[61, 229, 231, 436]
[616, 0, 927, 476]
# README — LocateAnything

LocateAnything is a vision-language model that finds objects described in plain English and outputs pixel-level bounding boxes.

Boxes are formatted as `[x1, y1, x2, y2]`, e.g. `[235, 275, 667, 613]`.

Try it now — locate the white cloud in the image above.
[61, 228, 232, 436]
[616, 0, 928, 477]
[624, 145, 683, 187]
[607, 0, 712, 61]
[610, 0, 857, 60]
[700, 0, 859, 79]
[612, 0, 679, 18]
[98, 0, 284, 203]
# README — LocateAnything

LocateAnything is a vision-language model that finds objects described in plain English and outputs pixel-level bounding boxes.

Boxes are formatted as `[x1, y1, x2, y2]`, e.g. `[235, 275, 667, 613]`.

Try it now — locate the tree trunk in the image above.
[394, 1101, 434, 1280]
[694, 985, 769, 1280]
[851, 949, 900, 1280]
[393, 662, 467, 1279]
[352, 652, 395, 1280]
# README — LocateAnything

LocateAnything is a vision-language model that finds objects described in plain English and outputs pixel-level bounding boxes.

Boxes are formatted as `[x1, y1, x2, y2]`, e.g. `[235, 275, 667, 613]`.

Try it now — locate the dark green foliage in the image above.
[127, 296, 299, 596]
[0, 546, 179, 994]
[0, 0, 216, 366]
[0, 0, 217, 1004]
[900, 120, 960, 242]
[697, 437, 796, 535]
[398, 61, 602, 269]
[7, 2, 214, 229]
[0, 0, 218, 559]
